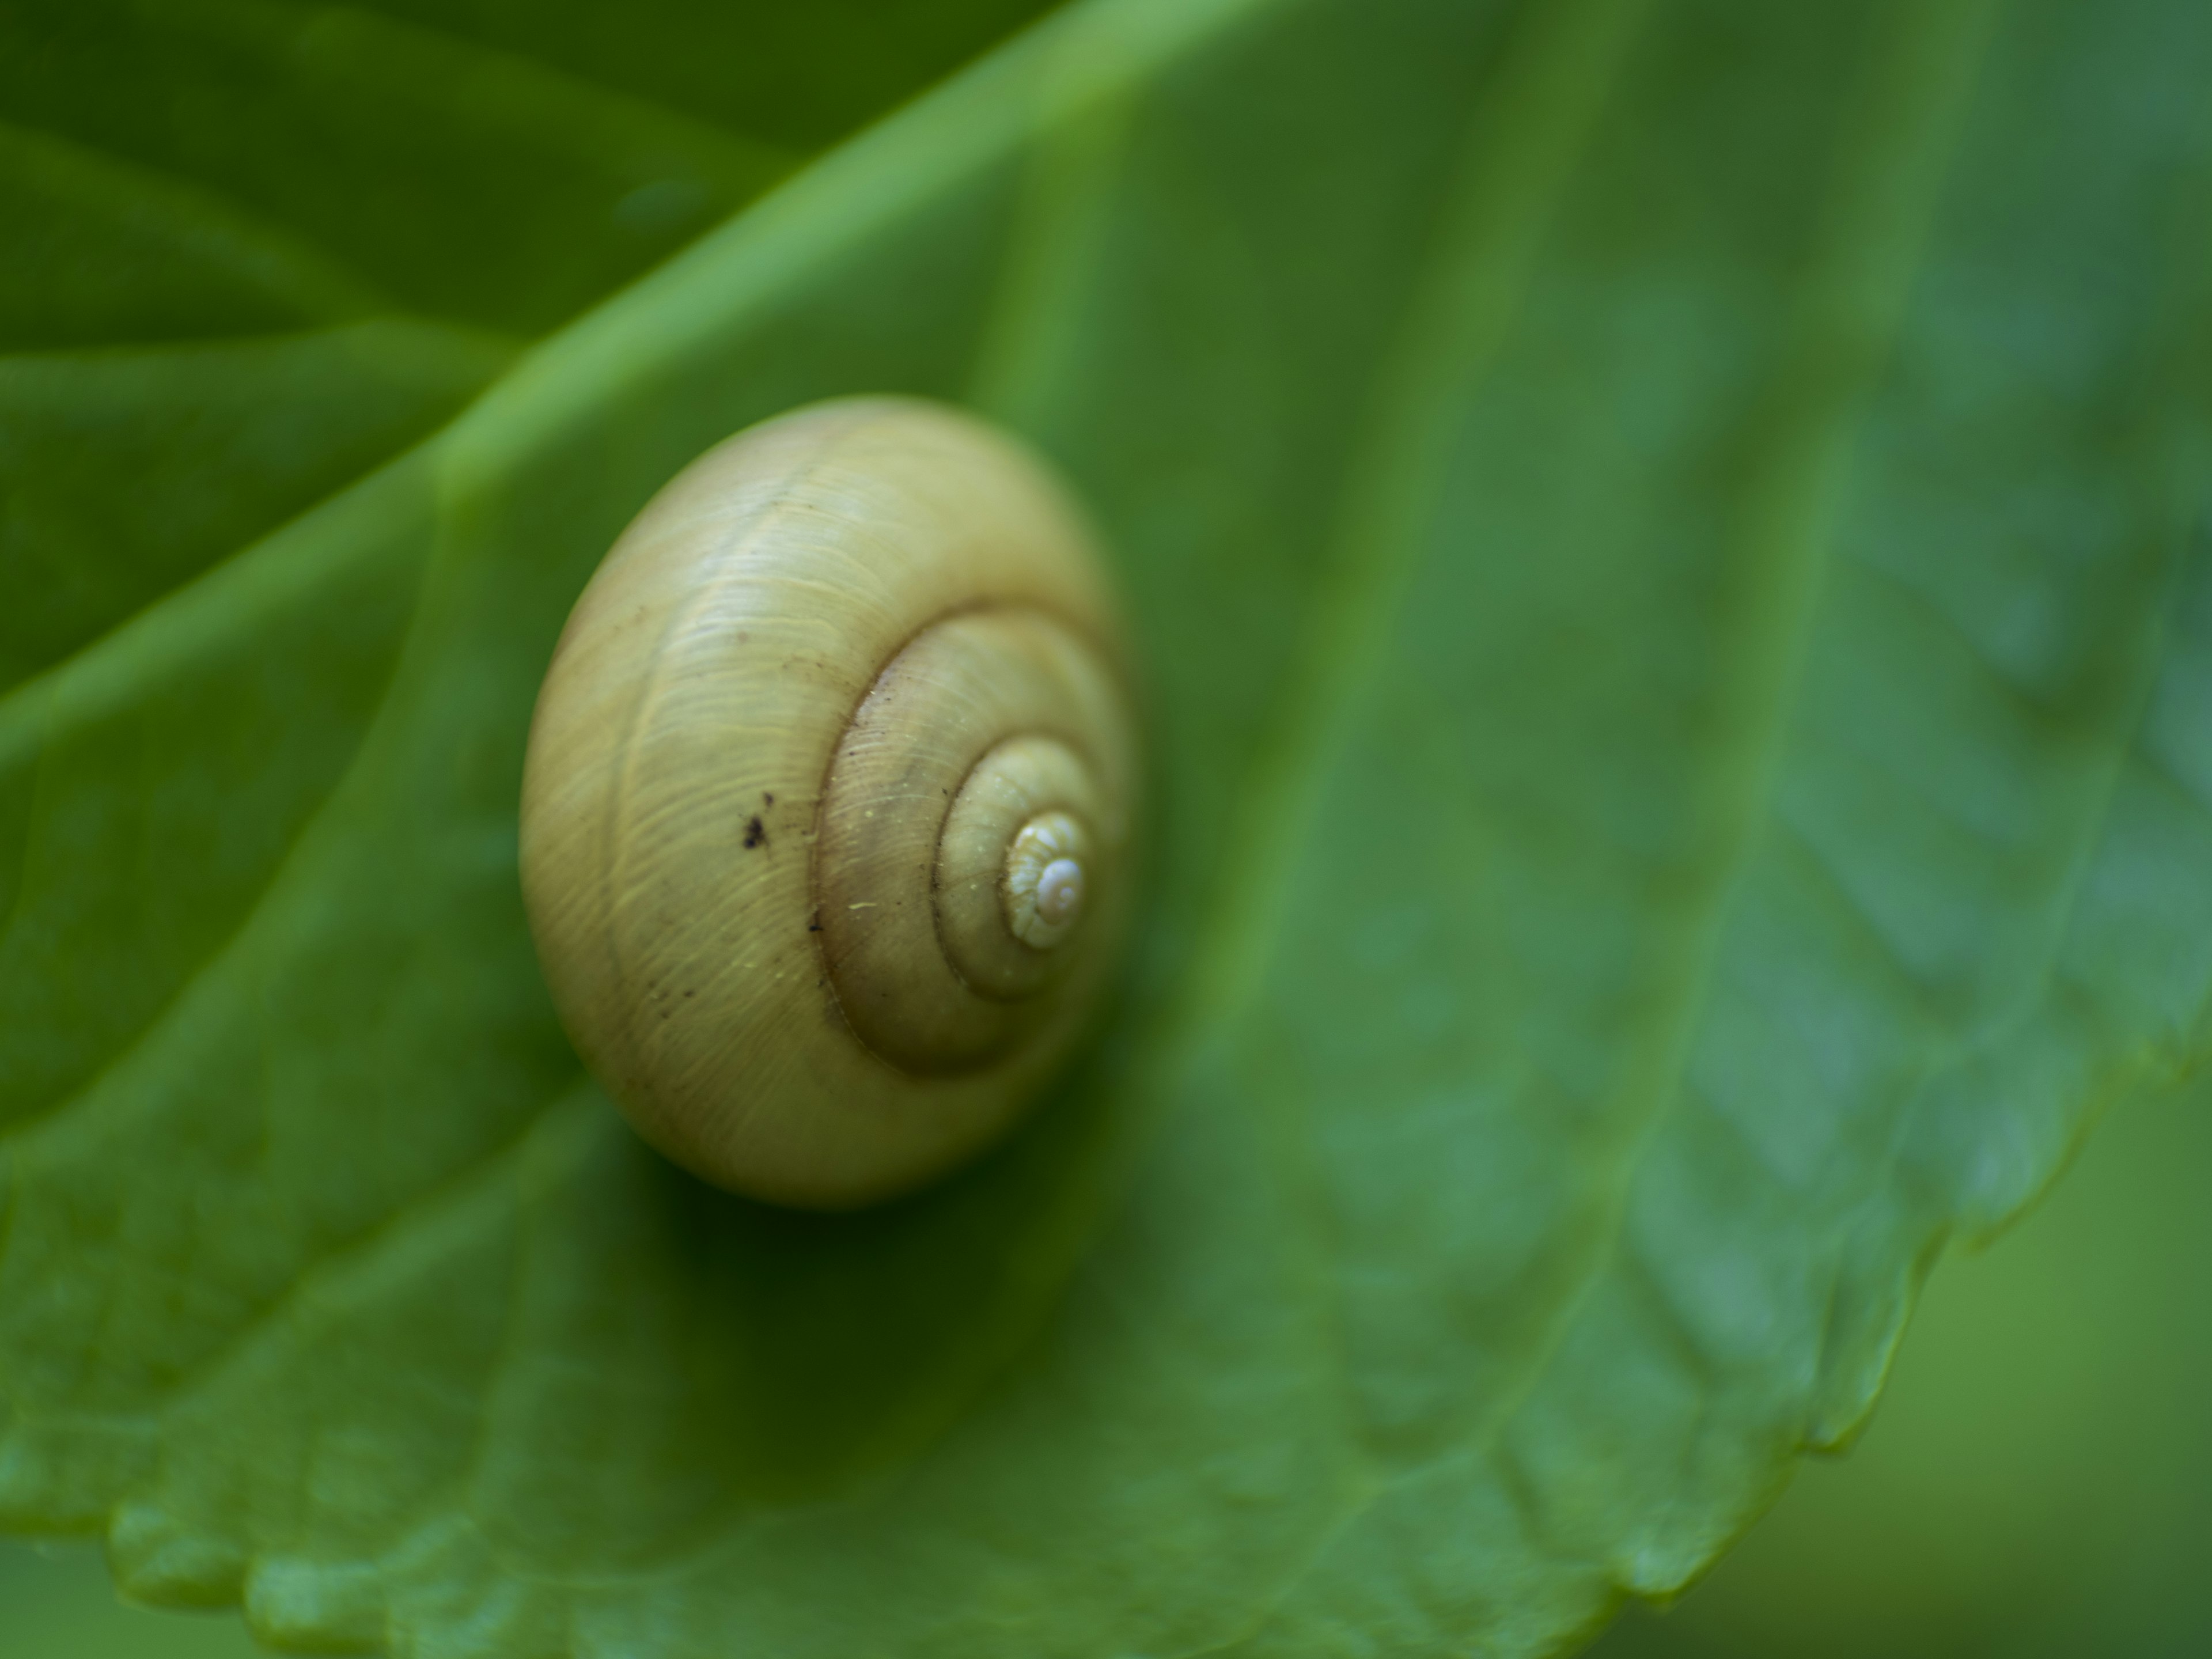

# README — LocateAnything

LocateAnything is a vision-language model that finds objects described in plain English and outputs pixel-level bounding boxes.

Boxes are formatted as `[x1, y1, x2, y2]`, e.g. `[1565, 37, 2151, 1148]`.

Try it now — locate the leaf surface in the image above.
[3, 1, 2211, 1656]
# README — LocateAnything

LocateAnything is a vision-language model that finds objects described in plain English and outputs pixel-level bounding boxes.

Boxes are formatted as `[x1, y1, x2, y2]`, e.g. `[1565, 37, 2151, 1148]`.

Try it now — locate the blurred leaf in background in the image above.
[5, 1, 2212, 1656]
[2, 1539, 259, 1657]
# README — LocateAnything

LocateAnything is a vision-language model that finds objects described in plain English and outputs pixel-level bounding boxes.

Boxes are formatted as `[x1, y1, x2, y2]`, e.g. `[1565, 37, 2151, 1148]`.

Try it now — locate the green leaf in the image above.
[0, 0, 1043, 685]
[5, 0, 2212, 1655]
[1586, 1065, 2212, 1658]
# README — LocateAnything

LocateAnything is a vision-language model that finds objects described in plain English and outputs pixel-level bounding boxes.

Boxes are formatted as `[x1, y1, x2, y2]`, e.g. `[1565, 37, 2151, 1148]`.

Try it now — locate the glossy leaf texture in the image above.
[5, 0, 2212, 1656]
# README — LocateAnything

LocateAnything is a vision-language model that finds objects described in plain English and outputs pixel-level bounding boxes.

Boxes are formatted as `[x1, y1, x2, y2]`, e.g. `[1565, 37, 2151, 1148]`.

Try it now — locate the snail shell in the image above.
[519, 397, 1139, 1209]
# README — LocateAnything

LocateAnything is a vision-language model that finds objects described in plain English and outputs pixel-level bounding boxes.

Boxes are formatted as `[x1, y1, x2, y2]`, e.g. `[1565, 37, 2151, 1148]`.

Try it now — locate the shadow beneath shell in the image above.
[515, 1022, 1145, 1530]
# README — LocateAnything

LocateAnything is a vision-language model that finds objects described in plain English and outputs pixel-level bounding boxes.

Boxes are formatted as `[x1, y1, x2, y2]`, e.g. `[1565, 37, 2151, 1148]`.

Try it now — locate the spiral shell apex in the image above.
[518, 397, 1140, 1209]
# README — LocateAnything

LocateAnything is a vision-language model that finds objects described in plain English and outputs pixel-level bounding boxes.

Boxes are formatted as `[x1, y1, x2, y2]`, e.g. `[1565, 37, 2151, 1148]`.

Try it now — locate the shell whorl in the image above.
[519, 397, 1138, 1209]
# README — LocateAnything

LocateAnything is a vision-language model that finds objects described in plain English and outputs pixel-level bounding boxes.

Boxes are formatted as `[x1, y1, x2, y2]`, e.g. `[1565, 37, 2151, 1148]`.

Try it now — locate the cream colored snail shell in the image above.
[519, 397, 1139, 1209]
